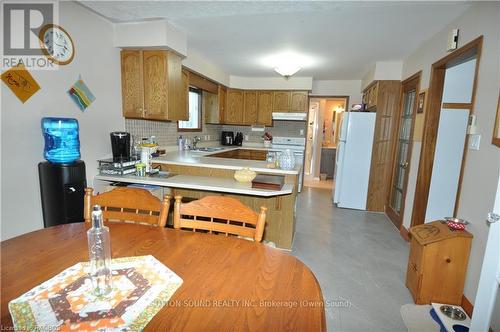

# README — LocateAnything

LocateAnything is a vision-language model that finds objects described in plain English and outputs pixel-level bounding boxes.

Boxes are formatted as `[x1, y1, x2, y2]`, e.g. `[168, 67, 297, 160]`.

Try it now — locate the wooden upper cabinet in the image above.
[273, 91, 291, 111]
[219, 85, 227, 123]
[226, 89, 244, 124]
[121, 50, 144, 118]
[120, 50, 187, 121]
[143, 51, 168, 120]
[291, 91, 308, 112]
[243, 91, 258, 125]
[181, 69, 189, 120]
[257, 91, 273, 126]
[204, 91, 220, 124]
[363, 82, 380, 110]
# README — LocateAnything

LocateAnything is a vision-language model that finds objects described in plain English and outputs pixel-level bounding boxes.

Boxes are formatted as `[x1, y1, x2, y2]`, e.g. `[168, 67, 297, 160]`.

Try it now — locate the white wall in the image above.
[361, 61, 403, 89]
[310, 80, 363, 105]
[182, 50, 230, 86]
[401, 2, 500, 306]
[425, 108, 469, 221]
[1, 2, 123, 240]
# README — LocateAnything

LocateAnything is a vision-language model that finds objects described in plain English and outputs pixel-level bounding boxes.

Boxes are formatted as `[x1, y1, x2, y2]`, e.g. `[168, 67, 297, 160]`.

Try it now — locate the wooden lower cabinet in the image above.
[406, 221, 472, 305]
[153, 163, 298, 249]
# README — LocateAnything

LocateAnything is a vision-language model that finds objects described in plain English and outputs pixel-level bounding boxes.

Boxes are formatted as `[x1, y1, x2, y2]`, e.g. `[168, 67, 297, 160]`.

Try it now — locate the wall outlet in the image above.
[299, 129, 305, 136]
[469, 134, 481, 150]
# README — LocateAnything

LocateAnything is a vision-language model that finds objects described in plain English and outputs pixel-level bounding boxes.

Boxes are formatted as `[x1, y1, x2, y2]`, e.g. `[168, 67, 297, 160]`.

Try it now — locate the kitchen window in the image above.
[178, 87, 202, 131]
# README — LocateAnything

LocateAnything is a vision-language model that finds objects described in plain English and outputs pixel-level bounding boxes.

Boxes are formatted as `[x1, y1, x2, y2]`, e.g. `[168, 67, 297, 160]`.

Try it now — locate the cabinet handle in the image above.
[445, 258, 451, 263]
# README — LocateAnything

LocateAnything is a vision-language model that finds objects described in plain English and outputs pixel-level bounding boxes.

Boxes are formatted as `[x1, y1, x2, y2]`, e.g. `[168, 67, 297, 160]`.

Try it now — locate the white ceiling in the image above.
[80, 1, 471, 80]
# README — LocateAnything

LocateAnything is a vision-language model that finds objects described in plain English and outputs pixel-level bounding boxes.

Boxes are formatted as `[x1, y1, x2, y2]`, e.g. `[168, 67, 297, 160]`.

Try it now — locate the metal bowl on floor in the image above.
[440, 305, 466, 321]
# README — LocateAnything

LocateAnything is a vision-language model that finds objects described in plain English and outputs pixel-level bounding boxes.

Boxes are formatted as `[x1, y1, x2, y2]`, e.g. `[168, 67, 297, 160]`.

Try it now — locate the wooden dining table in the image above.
[1, 223, 325, 331]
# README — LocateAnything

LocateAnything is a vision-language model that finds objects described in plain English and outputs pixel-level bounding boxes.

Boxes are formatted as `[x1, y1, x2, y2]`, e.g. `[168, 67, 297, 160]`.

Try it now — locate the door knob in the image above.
[401, 162, 409, 169]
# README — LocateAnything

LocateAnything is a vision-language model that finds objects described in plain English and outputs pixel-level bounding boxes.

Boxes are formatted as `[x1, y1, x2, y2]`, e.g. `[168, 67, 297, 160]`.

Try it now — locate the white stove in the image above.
[271, 136, 306, 192]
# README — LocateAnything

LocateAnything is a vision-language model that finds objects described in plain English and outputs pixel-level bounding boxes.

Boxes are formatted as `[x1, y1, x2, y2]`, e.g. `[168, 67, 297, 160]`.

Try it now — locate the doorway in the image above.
[386, 72, 421, 228]
[304, 96, 349, 190]
[411, 36, 482, 226]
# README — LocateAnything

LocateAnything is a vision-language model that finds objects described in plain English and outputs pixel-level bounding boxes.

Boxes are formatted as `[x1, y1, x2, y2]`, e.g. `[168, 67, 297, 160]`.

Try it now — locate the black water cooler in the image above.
[38, 160, 87, 228]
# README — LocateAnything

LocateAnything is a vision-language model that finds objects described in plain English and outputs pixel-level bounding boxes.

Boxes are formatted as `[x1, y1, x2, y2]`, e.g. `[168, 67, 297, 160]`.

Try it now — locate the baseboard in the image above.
[461, 294, 473, 317]
[399, 225, 410, 242]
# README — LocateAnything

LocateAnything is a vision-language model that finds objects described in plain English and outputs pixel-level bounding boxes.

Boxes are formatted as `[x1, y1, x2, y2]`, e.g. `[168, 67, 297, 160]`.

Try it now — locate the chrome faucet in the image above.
[192, 136, 201, 149]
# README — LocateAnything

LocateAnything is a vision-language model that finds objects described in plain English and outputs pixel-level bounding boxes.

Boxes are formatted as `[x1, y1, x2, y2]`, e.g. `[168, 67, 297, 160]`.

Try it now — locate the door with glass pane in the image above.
[386, 74, 420, 227]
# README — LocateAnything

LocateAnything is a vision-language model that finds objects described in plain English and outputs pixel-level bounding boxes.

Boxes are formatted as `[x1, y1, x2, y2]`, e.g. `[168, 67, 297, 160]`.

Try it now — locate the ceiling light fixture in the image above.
[274, 64, 301, 79]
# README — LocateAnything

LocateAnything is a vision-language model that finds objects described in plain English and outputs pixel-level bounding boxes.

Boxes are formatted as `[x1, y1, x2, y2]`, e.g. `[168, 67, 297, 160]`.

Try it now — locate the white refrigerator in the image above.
[333, 112, 376, 210]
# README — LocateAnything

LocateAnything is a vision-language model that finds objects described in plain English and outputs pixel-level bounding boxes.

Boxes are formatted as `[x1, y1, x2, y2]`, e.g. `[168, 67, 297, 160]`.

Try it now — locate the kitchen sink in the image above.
[191, 147, 225, 153]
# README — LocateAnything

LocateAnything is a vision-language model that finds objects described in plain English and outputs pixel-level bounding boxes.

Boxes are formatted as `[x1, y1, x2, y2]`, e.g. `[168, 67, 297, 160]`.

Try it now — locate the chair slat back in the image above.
[84, 187, 171, 227]
[173, 196, 267, 242]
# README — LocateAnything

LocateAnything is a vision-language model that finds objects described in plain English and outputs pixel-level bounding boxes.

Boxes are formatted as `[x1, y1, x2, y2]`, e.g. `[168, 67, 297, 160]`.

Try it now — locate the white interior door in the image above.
[470, 172, 500, 331]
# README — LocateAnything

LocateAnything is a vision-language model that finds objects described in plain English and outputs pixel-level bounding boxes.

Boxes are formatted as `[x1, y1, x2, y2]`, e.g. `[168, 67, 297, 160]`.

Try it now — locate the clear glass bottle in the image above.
[87, 205, 112, 296]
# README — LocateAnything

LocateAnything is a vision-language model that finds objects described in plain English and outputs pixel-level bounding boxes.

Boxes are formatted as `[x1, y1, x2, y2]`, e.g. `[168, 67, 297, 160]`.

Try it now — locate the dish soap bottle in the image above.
[87, 205, 112, 296]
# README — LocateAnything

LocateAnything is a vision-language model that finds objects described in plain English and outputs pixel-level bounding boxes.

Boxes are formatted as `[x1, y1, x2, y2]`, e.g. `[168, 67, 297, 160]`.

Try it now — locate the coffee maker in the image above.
[110, 132, 130, 161]
[221, 131, 234, 145]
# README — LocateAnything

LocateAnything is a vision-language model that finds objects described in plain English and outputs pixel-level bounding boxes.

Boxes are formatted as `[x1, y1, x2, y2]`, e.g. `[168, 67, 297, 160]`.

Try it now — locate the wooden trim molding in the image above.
[442, 102, 473, 109]
[399, 225, 410, 242]
[461, 294, 473, 317]
[411, 36, 483, 227]
[492, 92, 500, 147]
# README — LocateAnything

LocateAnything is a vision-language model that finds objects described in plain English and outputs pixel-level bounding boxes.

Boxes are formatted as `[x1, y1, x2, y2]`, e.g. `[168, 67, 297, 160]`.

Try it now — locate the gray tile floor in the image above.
[292, 186, 413, 331]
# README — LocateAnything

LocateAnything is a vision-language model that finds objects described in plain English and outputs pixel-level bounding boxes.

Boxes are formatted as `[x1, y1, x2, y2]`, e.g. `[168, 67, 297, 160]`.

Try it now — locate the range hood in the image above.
[272, 112, 307, 121]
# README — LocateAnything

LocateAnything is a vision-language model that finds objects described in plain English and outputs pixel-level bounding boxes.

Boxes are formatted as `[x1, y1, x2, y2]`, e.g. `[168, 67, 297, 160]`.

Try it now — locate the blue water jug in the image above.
[42, 117, 80, 163]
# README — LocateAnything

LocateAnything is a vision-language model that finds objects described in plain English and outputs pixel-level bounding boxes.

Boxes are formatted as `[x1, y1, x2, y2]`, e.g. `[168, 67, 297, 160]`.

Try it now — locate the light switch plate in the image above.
[469, 134, 481, 150]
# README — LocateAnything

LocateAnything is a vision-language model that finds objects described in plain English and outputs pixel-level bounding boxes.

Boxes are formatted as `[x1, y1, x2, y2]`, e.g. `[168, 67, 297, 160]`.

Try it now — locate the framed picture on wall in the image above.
[492, 91, 500, 147]
[417, 91, 426, 114]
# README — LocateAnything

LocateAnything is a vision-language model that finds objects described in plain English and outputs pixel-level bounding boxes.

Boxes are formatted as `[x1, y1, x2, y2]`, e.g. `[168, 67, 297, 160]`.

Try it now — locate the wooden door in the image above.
[386, 74, 420, 227]
[219, 85, 227, 123]
[366, 81, 402, 212]
[257, 91, 273, 126]
[273, 91, 291, 111]
[291, 91, 308, 112]
[226, 89, 244, 124]
[243, 91, 258, 124]
[143, 50, 168, 120]
[121, 50, 144, 118]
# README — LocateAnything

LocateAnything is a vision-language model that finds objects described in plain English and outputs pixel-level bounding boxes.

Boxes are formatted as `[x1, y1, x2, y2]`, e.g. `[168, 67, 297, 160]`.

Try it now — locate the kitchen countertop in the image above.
[95, 173, 294, 197]
[153, 147, 301, 175]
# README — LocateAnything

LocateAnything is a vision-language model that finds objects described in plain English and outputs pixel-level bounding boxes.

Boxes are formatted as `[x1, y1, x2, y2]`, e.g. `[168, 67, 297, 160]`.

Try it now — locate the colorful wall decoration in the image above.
[1, 63, 41, 103]
[68, 78, 95, 111]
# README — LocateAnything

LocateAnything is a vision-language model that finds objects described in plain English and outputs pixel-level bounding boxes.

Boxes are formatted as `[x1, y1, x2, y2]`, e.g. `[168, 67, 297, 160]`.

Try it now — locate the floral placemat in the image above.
[9, 255, 183, 331]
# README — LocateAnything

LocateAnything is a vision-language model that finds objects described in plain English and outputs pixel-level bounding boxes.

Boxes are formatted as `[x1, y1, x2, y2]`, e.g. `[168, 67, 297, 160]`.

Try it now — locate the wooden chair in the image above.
[173, 195, 267, 242]
[84, 187, 171, 227]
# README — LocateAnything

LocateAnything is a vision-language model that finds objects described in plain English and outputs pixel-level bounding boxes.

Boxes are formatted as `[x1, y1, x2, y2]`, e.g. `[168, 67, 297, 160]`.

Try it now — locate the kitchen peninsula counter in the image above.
[94, 147, 301, 250]
[153, 148, 301, 175]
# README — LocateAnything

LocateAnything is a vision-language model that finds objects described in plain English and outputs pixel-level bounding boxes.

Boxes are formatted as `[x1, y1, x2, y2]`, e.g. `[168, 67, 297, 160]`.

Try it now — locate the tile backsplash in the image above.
[124, 119, 306, 146]
[221, 121, 306, 143]
[125, 119, 221, 146]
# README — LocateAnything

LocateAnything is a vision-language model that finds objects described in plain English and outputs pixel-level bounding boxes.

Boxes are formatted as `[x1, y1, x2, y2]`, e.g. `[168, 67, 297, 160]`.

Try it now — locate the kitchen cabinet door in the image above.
[273, 91, 291, 111]
[291, 91, 308, 112]
[257, 91, 273, 126]
[226, 89, 244, 124]
[121, 50, 144, 118]
[165, 52, 187, 121]
[204, 91, 220, 124]
[243, 91, 258, 125]
[179, 68, 189, 121]
[219, 85, 227, 123]
[143, 51, 169, 120]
